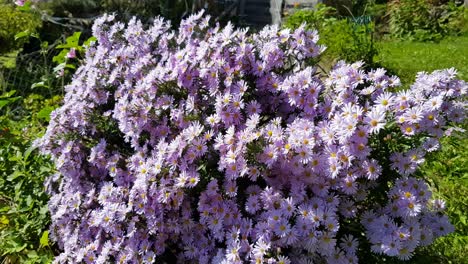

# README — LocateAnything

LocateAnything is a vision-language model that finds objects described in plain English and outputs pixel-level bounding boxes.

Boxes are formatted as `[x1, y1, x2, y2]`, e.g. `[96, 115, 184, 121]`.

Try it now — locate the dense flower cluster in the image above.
[363, 177, 454, 260]
[37, 12, 467, 263]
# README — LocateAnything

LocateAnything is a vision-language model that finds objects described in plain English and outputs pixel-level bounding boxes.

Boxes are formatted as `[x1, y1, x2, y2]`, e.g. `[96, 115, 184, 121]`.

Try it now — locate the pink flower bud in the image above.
[15, 0, 26, 6]
[66, 48, 77, 59]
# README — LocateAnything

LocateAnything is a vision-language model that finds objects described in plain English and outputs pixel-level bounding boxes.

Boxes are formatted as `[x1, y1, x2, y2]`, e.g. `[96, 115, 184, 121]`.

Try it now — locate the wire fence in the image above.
[0, 40, 64, 97]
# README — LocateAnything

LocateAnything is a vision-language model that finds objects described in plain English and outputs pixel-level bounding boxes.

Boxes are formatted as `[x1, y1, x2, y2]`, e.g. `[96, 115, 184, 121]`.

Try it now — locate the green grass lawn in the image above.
[377, 35, 468, 264]
[377, 35, 468, 86]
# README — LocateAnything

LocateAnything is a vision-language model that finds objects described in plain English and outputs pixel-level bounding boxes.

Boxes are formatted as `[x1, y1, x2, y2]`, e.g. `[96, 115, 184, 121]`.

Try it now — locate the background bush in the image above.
[283, 4, 379, 68]
[0, 0, 41, 54]
[388, 0, 466, 42]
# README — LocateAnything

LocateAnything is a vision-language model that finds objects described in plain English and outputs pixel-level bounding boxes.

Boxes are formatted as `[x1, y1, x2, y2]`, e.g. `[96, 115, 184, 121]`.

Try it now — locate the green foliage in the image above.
[321, 33, 468, 263]
[0, 0, 41, 54]
[0, 90, 21, 109]
[0, 91, 59, 263]
[0, 12, 73, 261]
[388, 0, 467, 42]
[0, 6, 64, 261]
[2, 29, 92, 104]
[417, 128, 468, 264]
[444, 3, 468, 36]
[388, 0, 435, 41]
[377, 35, 468, 263]
[52, 32, 96, 77]
[283, 4, 337, 31]
[364, 3, 388, 35]
[284, 4, 379, 67]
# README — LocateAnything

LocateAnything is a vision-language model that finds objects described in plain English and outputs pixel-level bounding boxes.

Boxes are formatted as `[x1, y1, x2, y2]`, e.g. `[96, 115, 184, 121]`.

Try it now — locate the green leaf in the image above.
[37, 106, 55, 121]
[0, 90, 21, 109]
[197, 163, 206, 172]
[24, 145, 37, 161]
[65, 63, 76, 70]
[40, 41, 49, 50]
[52, 49, 69, 64]
[56, 32, 81, 49]
[460, 216, 467, 226]
[0, 90, 16, 98]
[0, 100, 11, 109]
[5, 238, 27, 254]
[15, 180, 24, 192]
[26, 195, 33, 207]
[39, 231, 49, 247]
[14, 30, 31, 40]
[39, 205, 48, 216]
[0, 215, 9, 225]
[7, 171, 24, 181]
[68, 31, 82, 44]
[0, 206, 11, 212]
[31, 81, 49, 89]
[17, 1, 32, 11]
[84, 36, 97, 47]
[27, 250, 38, 259]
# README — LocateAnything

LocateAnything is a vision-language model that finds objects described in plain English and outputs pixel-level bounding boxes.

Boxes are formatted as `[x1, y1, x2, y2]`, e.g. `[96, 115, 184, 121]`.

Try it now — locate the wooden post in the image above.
[270, 0, 283, 25]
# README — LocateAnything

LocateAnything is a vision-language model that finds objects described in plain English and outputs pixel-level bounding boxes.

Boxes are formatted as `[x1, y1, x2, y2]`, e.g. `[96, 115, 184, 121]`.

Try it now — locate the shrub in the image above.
[0, 91, 59, 263]
[442, 2, 468, 36]
[284, 5, 378, 67]
[388, 0, 467, 42]
[364, 3, 388, 36]
[35, 12, 467, 263]
[0, 0, 41, 54]
[0, 0, 42, 54]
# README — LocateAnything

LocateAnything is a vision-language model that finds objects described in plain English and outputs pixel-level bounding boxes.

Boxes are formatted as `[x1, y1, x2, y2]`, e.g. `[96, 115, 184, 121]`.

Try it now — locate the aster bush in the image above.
[36, 11, 467, 263]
